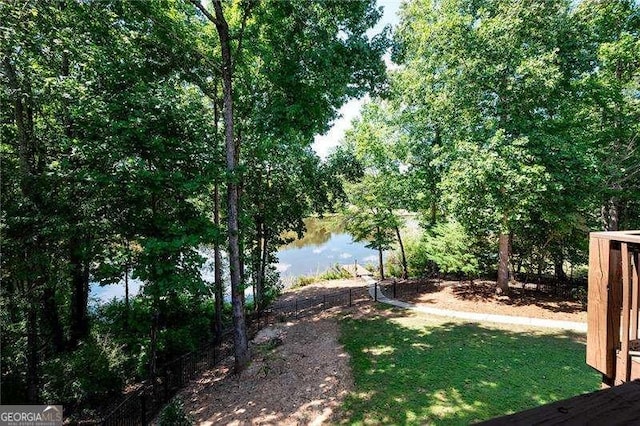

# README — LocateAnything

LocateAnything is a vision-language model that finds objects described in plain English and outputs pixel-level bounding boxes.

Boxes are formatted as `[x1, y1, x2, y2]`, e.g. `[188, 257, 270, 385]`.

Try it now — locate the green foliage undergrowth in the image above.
[387, 220, 481, 279]
[292, 264, 353, 288]
[41, 335, 126, 409]
[158, 396, 194, 426]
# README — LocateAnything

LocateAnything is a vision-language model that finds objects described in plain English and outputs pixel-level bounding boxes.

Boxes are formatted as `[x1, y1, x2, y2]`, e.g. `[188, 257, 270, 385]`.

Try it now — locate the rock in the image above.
[252, 326, 284, 345]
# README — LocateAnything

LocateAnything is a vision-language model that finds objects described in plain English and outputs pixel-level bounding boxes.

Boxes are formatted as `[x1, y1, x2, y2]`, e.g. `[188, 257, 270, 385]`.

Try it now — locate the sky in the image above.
[311, 0, 403, 159]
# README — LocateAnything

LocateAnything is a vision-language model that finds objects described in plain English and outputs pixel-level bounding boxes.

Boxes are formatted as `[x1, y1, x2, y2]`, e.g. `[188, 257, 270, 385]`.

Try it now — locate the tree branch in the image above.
[188, 0, 219, 26]
[232, 0, 257, 68]
[2, 54, 34, 177]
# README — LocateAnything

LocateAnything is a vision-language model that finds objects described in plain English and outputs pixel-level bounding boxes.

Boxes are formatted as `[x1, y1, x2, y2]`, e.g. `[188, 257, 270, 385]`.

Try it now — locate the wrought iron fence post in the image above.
[164, 368, 169, 401]
[141, 390, 147, 426]
[374, 282, 378, 302]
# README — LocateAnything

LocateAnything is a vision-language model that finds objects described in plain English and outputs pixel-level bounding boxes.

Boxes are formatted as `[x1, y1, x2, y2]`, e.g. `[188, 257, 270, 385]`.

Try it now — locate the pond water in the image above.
[90, 215, 417, 303]
[275, 216, 379, 281]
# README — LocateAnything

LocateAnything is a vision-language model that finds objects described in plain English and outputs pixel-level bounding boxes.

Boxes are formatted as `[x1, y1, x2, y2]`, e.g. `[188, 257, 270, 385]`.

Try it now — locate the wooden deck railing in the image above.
[587, 231, 640, 386]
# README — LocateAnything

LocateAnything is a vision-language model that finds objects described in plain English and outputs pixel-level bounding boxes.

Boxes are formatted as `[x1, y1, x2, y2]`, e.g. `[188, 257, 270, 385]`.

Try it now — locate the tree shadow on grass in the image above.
[338, 308, 600, 425]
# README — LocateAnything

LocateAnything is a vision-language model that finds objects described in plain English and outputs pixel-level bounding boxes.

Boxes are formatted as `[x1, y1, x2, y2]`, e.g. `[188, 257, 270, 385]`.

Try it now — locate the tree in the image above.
[393, 0, 576, 292]
[230, 0, 388, 305]
[2, 0, 388, 405]
[188, 0, 388, 369]
[188, 0, 252, 371]
[424, 220, 479, 279]
[572, 0, 640, 231]
[436, 131, 548, 290]
[342, 100, 412, 278]
[344, 178, 398, 280]
[1, 0, 219, 400]
[1, 0, 108, 399]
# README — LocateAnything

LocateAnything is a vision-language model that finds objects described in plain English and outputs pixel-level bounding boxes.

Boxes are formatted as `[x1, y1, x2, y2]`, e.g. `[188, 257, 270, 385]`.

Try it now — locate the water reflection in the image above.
[91, 215, 415, 303]
[280, 216, 346, 249]
[275, 216, 378, 278]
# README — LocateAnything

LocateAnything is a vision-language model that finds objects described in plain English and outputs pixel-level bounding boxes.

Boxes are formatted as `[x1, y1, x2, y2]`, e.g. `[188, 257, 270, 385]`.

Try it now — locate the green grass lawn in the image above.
[338, 306, 600, 425]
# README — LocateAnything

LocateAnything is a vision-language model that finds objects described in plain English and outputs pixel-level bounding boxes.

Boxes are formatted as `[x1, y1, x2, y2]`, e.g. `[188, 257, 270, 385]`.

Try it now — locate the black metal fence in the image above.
[378, 279, 437, 300]
[378, 277, 587, 302]
[266, 286, 370, 320]
[99, 284, 371, 425]
[101, 341, 233, 426]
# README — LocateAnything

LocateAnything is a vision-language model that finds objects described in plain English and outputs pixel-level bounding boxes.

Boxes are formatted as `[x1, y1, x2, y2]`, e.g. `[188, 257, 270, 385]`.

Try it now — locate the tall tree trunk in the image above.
[554, 252, 567, 281]
[41, 286, 65, 352]
[212, 87, 224, 343]
[378, 247, 385, 280]
[6, 55, 44, 401]
[394, 224, 408, 279]
[213, 0, 249, 371]
[602, 197, 620, 231]
[236, 128, 246, 308]
[149, 310, 159, 399]
[26, 297, 39, 403]
[602, 62, 624, 233]
[124, 258, 130, 332]
[376, 225, 385, 280]
[69, 236, 90, 348]
[62, 47, 91, 347]
[497, 232, 510, 293]
[254, 218, 264, 311]
[260, 230, 269, 309]
[2, 56, 42, 191]
[213, 180, 224, 343]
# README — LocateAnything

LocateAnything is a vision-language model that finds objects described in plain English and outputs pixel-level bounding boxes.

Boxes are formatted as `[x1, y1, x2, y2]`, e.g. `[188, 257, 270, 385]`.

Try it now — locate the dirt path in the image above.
[179, 280, 366, 425]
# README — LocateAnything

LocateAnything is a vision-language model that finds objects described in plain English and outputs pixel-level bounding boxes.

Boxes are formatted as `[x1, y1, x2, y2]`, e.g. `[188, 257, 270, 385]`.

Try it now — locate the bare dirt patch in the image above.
[383, 279, 587, 323]
[179, 281, 366, 425]
[275, 279, 369, 304]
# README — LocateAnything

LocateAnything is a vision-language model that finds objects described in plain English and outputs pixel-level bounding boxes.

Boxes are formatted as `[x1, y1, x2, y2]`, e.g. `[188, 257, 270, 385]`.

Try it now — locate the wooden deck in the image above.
[587, 231, 640, 385]
[482, 231, 640, 424]
[478, 380, 640, 425]
[341, 263, 372, 277]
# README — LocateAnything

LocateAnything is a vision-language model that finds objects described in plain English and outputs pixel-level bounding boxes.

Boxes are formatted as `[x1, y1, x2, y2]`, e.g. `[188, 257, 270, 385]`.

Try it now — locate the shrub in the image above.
[292, 275, 318, 288]
[292, 264, 351, 288]
[158, 396, 194, 426]
[262, 265, 284, 305]
[406, 237, 434, 278]
[424, 220, 479, 278]
[318, 264, 352, 280]
[41, 335, 126, 408]
[386, 236, 434, 278]
[571, 286, 588, 310]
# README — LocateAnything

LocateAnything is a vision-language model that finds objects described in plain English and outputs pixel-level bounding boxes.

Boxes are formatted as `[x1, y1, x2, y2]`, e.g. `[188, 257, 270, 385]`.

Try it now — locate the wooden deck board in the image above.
[477, 380, 640, 425]
[341, 263, 372, 277]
